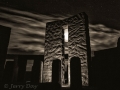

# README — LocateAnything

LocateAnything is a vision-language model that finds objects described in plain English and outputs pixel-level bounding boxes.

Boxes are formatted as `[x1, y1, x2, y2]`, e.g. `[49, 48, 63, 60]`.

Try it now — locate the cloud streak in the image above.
[0, 6, 70, 55]
[89, 24, 120, 51]
[0, 6, 120, 55]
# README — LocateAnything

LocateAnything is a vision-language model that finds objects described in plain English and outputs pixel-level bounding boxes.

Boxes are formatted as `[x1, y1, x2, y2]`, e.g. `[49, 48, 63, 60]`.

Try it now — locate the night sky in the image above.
[1, 0, 120, 29]
[0, 0, 120, 55]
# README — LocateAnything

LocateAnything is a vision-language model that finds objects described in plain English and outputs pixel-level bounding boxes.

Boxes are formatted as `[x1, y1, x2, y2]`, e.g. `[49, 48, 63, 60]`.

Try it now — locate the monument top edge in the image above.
[46, 12, 88, 25]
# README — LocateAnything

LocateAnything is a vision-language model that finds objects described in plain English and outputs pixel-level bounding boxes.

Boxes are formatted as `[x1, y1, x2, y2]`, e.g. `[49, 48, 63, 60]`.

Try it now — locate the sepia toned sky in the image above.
[0, 0, 120, 55]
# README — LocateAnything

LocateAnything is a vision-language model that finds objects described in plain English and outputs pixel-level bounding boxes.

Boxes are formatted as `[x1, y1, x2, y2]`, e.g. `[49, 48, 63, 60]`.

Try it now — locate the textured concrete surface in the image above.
[43, 13, 91, 86]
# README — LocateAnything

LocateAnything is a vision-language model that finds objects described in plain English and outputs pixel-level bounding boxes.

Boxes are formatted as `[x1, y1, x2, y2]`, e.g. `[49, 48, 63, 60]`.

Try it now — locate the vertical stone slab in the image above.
[0, 25, 11, 86]
[43, 12, 91, 87]
[31, 59, 42, 83]
[12, 56, 19, 82]
[43, 21, 64, 83]
[25, 60, 34, 82]
[68, 13, 90, 86]
[64, 59, 68, 85]
[17, 56, 27, 82]
[2, 61, 14, 83]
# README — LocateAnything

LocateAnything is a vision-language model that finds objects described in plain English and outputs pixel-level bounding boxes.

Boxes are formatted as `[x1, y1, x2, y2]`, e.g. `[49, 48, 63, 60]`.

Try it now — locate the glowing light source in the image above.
[63, 25, 68, 42]
[64, 28, 68, 42]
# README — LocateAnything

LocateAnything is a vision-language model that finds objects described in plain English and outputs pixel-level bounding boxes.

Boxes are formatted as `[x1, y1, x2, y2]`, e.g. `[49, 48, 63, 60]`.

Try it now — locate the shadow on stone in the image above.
[70, 57, 82, 90]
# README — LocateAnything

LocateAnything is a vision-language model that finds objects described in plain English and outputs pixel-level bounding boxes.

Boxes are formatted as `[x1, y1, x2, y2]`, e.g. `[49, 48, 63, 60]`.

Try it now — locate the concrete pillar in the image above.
[43, 12, 90, 87]
[2, 61, 14, 83]
[0, 25, 11, 86]
[38, 60, 43, 83]
[12, 56, 19, 82]
[43, 21, 64, 83]
[17, 56, 27, 82]
[68, 13, 90, 86]
[31, 59, 43, 83]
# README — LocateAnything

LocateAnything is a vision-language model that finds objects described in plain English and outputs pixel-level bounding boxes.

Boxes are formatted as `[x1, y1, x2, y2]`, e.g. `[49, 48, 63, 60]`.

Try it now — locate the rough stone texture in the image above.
[68, 13, 89, 86]
[43, 12, 90, 86]
[43, 21, 65, 84]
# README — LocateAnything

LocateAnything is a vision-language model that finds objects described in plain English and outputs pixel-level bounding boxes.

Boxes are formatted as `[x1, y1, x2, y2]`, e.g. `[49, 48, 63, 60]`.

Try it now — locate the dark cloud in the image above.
[8, 48, 35, 54]
[1, 0, 120, 30]
[0, 6, 120, 55]
[0, 6, 70, 55]
[25, 33, 45, 39]
[89, 24, 120, 51]
[21, 41, 44, 46]
[8, 48, 43, 55]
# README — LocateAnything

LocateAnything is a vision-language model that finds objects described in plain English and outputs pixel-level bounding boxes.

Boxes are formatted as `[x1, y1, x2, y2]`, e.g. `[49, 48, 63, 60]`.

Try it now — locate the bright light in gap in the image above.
[64, 28, 68, 42]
